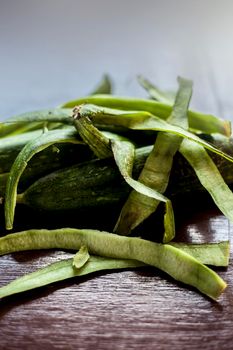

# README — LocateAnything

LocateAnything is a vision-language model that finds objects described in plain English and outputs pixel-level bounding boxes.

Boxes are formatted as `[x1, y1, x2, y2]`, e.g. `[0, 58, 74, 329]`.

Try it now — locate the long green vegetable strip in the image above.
[4, 128, 82, 230]
[5, 109, 73, 125]
[0, 255, 143, 299]
[0, 129, 43, 154]
[0, 142, 94, 199]
[114, 77, 192, 241]
[111, 140, 175, 241]
[0, 120, 50, 139]
[0, 112, 71, 139]
[73, 112, 175, 241]
[0, 240, 229, 299]
[73, 246, 90, 269]
[73, 110, 174, 207]
[61, 95, 231, 136]
[137, 75, 174, 104]
[138, 75, 232, 139]
[180, 139, 233, 222]
[141, 77, 233, 225]
[4, 105, 233, 163]
[0, 228, 227, 300]
[77, 104, 233, 163]
[0, 129, 64, 174]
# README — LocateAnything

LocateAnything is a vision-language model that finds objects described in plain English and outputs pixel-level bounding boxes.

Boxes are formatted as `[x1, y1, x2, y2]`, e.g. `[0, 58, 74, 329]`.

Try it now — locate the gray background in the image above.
[1, 2, 233, 349]
[1, 0, 233, 118]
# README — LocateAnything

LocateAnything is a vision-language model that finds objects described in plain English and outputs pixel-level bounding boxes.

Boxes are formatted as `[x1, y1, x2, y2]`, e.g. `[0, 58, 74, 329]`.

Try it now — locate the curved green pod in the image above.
[114, 77, 192, 241]
[0, 240, 229, 299]
[60, 94, 231, 136]
[0, 228, 227, 300]
[0, 255, 143, 299]
[4, 128, 83, 229]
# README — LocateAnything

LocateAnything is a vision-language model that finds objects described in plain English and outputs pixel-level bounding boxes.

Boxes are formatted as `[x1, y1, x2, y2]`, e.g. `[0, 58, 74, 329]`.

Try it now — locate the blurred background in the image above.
[1, 0, 233, 119]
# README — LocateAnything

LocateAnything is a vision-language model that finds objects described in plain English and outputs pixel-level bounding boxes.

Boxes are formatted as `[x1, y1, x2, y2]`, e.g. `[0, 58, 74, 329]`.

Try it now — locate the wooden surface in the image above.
[0, 205, 233, 350]
[1, 1, 233, 349]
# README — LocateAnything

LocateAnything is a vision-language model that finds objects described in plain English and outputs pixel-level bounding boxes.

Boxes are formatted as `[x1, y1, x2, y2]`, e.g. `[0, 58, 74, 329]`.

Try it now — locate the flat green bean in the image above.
[138, 76, 233, 224]
[0, 228, 227, 300]
[0, 129, 61, 173]
[0, 241, 229, 299]
[180, 139, 233, 222]
[5, 128, 82, 230]
[61, 95, 231, 136]
[77, 104, 233, 163]
[0, 121, 47, 138]
[114, 77, 192, 241]
[5, 109, 73, 125]
[0, 255, 143, 299]
[73, 112, 175, 240]
[111, 139, 175, 240]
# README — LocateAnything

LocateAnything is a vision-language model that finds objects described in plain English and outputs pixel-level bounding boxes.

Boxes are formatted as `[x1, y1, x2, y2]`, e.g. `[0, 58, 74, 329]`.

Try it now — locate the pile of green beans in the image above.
[0, 74, 232, 301]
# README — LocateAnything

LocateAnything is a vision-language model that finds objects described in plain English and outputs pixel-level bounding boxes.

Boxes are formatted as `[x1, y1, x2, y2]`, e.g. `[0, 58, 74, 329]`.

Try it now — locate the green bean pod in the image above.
[0, 129, 79, 178]
[60, 95, 231, 136]
[0, 255, 143, 299]
[0, 228, 227, 300]
[73, 109, 175, 242]
[0, 130, 43, 172]
[77, 104, 233, 163]
[4, 128, 86, 229]
[114, 77, 192, 241]
[0, 241, 229, 299]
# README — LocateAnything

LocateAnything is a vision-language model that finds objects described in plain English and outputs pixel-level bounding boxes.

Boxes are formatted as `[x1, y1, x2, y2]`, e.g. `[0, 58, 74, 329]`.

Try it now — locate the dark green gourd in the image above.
[0, 141, 93, 197]
[18, 139, 233, 212]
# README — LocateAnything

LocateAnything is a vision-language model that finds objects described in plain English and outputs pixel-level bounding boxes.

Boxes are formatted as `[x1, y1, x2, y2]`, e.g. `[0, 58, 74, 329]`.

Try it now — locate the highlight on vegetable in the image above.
[0, 74, 232, 301]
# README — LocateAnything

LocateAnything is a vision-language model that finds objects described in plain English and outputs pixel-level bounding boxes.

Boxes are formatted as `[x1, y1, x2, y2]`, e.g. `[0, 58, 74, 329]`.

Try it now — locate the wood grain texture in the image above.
[1, 1, 233, 349]
[0, 205, 232, 350]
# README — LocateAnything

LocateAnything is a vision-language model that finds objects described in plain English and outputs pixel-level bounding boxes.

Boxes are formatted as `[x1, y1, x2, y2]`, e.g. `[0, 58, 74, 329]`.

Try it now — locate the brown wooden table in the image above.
[1, 1, 233, 349]
[0, 203, 232, 350]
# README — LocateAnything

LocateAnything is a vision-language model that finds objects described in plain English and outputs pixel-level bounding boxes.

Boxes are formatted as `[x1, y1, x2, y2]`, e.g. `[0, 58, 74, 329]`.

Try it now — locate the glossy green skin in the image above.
[21, 137, 233, 212]
[21, 156, 129, 210]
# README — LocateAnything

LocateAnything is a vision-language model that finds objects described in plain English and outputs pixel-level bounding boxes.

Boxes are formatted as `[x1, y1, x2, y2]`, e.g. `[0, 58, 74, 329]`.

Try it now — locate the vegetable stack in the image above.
[0, 75, 232, 301]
